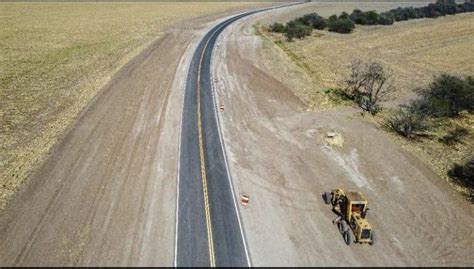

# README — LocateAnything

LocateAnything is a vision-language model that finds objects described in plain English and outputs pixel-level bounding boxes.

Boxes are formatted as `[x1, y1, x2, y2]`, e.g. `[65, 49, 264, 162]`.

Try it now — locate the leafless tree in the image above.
[344, 60, 396, 114]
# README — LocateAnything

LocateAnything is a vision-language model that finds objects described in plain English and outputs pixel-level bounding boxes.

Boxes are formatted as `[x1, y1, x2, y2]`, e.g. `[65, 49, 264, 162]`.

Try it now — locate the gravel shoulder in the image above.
[212, 4, 474, 266]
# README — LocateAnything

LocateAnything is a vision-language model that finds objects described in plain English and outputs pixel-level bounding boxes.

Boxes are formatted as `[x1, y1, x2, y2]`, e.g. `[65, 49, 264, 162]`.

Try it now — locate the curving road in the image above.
[175, 3, 302, 267]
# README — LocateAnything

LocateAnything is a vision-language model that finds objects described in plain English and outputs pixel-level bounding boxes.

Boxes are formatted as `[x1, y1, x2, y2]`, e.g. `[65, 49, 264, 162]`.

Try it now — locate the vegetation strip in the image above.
[269, 0, 474, 39]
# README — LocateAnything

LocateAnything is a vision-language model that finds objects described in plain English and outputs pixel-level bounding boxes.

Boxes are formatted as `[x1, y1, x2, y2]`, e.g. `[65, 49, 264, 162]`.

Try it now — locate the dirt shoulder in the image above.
[212, 3, 473, 266]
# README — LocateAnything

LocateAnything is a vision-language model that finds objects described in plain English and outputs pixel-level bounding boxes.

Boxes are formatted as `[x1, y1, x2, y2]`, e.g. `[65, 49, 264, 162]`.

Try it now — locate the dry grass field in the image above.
[260, 5, 474, 197]
[265, 12, 474, 107]
[0, 2, 265, 210]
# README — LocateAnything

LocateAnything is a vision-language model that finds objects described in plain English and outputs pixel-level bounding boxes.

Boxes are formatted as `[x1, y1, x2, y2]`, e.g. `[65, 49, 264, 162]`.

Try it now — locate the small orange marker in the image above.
[241, 194, 249, 206]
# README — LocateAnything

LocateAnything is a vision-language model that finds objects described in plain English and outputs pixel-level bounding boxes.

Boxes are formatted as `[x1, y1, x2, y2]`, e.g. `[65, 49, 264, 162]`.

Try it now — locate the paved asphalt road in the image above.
[175, 3, 302, 267]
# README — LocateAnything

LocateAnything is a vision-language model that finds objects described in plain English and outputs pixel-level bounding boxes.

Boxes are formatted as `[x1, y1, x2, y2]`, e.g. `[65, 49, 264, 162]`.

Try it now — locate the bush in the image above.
[349, 9, 367, 25]
[349, 9, 381, 25]
[449, 156, 474, 188]
[339, 12, 350, 20]
[364, 10, 380, 25]
[460, 2, 474, 12]
[269, 22, 287, 33]
[391, 7, 409, 21]
[387, 105, 429, 139]
[328, 16, 355, 34]
[298, 13, 327, 30]
[418, 74, 474, 117]
[270, 2, 474, 40]
[382, 1, 474, 22]
[378, 13, 395, 25]
[285, 20, 312, 41]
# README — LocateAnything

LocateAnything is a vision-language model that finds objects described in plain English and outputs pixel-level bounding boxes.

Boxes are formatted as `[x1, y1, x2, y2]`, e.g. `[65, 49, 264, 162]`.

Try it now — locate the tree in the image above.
[387, 105, 429, 139]
[391, 7, 408, 21]
[349, 9, 382, 25]
[328, 14, 338, 22]
[339, 12, 350, 20]
[418, 74, 474, 117]
[328, 17, 355, 34]
[365, 10, 380, 25]
[285, 20, 312, 41]
[378, 13, 394, 25]
[344, 60, 396, 114]
[350, 9, 368, 25]
[298, 13, 327, 30]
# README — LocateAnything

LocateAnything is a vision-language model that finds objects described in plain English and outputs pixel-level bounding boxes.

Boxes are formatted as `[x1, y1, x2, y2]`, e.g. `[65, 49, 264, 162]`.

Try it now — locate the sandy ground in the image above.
[0, 6, 273, 266]
[212, 3, 474, 266]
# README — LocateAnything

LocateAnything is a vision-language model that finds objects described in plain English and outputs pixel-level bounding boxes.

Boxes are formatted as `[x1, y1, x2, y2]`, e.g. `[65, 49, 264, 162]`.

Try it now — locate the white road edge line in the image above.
[173, 16, 234, 267]
[174, 38, 192, 268]
[174, 3, 298, 266]
[209, 23, 253, 268]
[209, 7, 288, 266]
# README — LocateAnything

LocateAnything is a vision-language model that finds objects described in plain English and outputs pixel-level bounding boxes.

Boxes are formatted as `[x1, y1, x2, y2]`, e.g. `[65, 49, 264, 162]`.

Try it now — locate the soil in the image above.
[211, 4, 474, 266]
[0, 2, 472, 267]
[0, 7, 273, 266]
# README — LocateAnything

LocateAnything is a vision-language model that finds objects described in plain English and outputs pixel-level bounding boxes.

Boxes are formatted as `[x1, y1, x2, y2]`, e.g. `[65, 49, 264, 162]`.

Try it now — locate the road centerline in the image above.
[196, 28, 218, 266]
[175, 3, 301, 267]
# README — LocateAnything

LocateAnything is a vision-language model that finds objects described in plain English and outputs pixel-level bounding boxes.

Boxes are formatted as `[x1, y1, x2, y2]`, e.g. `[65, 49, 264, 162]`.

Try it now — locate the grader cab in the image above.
[323, 189, 375, 246]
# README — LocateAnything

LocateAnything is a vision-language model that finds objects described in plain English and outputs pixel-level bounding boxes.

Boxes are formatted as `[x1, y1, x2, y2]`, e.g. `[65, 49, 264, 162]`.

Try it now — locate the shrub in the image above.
[298, 13, 327, 30]
[313, 16, 328, 30]
[444, 2, 458, 15]
[350, 9, 381, 25]
[349, 9, 368, 25]
[328, 17, 355, 34]
[461, 2, 474, 12]
[391, 7, 409, 21]
[328, 14, 338, 22]
[364, 10, 380, 25]
[339, 12, 350, 20]
[378, 13, 395, 25]
[423, 4, 441, 18]
[271, 1, 474, 40]
[405, 7, 418, 19]
[269, 22, 287, 33]
[285, 20, 312, 41]
[418, 74, 474, 117]
[387, 105, 429, 139]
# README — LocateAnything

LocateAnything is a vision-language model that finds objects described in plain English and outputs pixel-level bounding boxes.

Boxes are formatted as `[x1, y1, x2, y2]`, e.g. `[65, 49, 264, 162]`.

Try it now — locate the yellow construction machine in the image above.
[323, 189, 375, 246]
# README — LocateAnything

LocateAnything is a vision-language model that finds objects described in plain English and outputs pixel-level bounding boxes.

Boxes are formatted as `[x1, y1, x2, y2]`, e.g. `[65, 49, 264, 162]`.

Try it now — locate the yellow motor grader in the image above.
[323, 189, 375, 246]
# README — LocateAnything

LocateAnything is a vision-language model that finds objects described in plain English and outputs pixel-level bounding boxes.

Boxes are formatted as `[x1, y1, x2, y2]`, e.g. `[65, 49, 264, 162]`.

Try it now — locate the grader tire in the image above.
[343, 231, 352, 246]
[323, 192, 331, 205]
[369, 231, 376, 246]
[338, 220, 348, 234]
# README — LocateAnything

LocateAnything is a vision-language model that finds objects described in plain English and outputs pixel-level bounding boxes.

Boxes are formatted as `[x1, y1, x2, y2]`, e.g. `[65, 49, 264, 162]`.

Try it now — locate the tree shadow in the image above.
[439, 127, 469, 146]
[448, 157, 474, 204]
